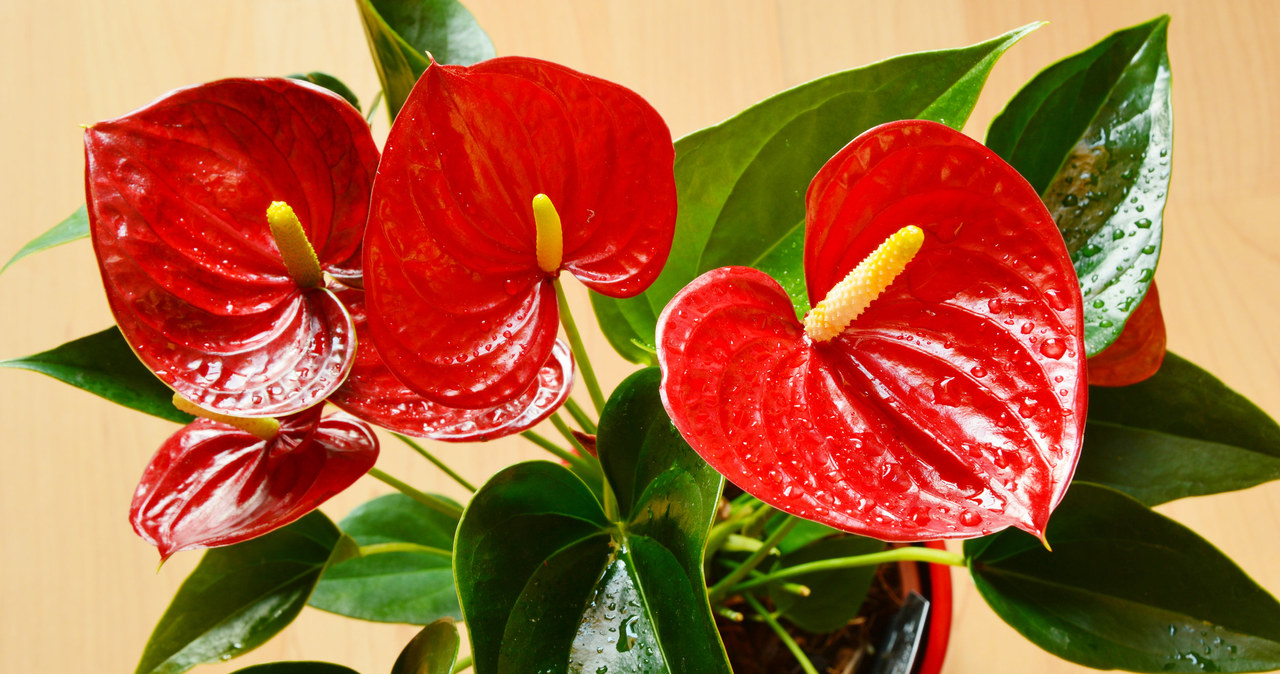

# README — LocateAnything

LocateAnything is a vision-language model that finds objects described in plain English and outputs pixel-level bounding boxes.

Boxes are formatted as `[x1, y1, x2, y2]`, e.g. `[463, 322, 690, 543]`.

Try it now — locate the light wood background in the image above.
[2, 2, 1277, 673]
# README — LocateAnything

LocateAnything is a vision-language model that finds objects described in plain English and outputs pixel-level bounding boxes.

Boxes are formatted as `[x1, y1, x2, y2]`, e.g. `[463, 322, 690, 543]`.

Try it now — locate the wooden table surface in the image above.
[2, 2, 1277, 673]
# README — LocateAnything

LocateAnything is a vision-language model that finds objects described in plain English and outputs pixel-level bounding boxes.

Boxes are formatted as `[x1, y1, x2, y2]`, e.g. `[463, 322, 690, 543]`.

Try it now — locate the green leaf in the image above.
[288, 72, 361, 111]
[356, 0, 495, 119]
[231, 663, 360, 674]
[591, 24, 1040, 361]
[455, 368, 730, 673]
[136, 512, 358, 674]
[987, 16, 1172, 355]
[966, 483, 1280, 672]
[2, 205, 88, 273]
[310, 493, 460, 624]
[767, 535, 885, 634]
[1074, 352, 1280, 505]
[2, 327, 192, 424]
[391, 618, 460, 674]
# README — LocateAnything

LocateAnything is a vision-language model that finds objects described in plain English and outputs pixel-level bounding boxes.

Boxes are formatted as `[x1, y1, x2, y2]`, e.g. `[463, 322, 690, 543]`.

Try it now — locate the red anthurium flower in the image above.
[130, 405, 379, 559]
[84, 78, 379, 417]
[327, 286, 575, 441]
[658, 120, 1087, 542]
[364, 57, 676, 409]
[1087, 282, 1166, 386]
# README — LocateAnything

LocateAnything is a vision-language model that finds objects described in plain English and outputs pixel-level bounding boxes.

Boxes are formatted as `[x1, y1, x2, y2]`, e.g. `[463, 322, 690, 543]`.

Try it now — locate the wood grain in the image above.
[1, 2, 1276, 673]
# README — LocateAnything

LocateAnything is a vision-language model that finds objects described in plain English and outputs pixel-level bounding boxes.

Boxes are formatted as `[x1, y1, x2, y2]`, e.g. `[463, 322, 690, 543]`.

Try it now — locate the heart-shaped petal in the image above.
[130, 406, 379, 559]
[364, 57, 675, 408]
[1087, 282, 1166, 387]
[329, 287, 574, 441]
[658, 121, 1086, 541]
[84, 77, 379, 415]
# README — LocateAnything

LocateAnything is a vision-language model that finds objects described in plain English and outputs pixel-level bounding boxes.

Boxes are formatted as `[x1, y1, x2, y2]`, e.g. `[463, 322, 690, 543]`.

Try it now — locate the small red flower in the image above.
[130, 406, 379, 559]
[1087, 282, 1166, 386]
[658, 121, 1087, 542]
[328, 286, 574, 441]
[363, 57, 676, 409]
[84, 78, 379, 417]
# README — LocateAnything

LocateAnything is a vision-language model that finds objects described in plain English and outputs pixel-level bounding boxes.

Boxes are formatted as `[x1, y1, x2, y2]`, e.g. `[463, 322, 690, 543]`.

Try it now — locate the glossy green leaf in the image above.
[966, 483, 1280, 672]
[591, 24, 1039, 360]
[231, 663, 360, 674]
[1074, 352, 1280, 505]
[136, 512, 358, 674]
[288, 72, 361, 111]
[2, 327, 192, 423]
[2, 204, 87, 273]
[310, 493, 459, 624]
[767, 535, 885, 634]
[356, 0, 495, 119]
[455, 368, 730, 673]
[987, 16, 1172, 355]
[392, 618, 460, 674]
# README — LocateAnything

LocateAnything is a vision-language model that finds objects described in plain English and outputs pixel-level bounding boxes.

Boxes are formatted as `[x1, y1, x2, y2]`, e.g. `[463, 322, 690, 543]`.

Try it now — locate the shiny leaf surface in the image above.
[2, 204, 87, 273]
[364, 58, 675, 408]
[592, 24, 1039, 361]
[456, 370, 730, 674]
[658, 121, 1086, 542]
[391, 618, 460, 674]
[356, 0, 494, 119]
[1086, 281, 1166, 386]
[329, 287, 572, 440]
[310, 494, 460, 624]
[987, 16, 1172, 355]
[766, 534, 884, 634]
[136, 512, 358, 674]
[1075, 352, 1280, 505]
[131, 407, 379, 559]
[84, 77, 378, 416]
[231, 663, 359, 674]
[1, 327, 191, 423]
[966, 483, 1280, 672]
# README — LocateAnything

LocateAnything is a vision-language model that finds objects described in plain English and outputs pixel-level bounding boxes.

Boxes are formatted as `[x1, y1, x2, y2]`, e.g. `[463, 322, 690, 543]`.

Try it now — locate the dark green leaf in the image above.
[231, 663, 359, 674]
[357, 0, 495, 119]
[2, 327, 192, 423]
[310, 494, 460, 624]
[456, 368, 730, 673]
[767, 535, 885, 634]
[391, 618, 460, 674]
[966, 483, 1280, 672]
[592, 24, 1039, 360]
[987, 16, 1172, 355]
[2, 205, 88, 273]
[288, 72, 361, 111]
[1075, 352, 1280, 505]
[136, 512, 358, 674]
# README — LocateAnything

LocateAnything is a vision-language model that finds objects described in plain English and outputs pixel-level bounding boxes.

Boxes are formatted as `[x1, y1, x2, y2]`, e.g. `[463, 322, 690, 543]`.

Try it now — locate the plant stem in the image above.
[357, 542, 451, 558]
[365, 90, 383, 124]
[550, 412, 588, 455]
[553, 279, 606, 413]
[451, 655, 473, 673]
[730, 546, 966, 594]
[704, 504, 758, 563]
[394, 433, 477, 492]
[707, 516, 798, 603]
[520, 430, 598, 479]
[563, 397, 598, 434]
[367, 467, 463, 519]
[744, 594, 819, 674]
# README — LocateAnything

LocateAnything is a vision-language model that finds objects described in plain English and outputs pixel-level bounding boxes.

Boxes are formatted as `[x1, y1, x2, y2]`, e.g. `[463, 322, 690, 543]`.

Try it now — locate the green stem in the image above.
[744, 594, 819, 674]
[553, 279, 606, 413]
[718, 559, 810, 597]
[707, 516, 798, 602]
[358, 542, 451, 558]
[730, 546, 966, 594]
[451, 655, 473, 673]
[520, 430, 598, 479]
[550, 412, 588, 455]
[367, 467, 463, 520]
[704, 504, 758, 563]
[394, 434, 477, 492]
[563, 397, 598, 434]
[365, 90, 383, 124]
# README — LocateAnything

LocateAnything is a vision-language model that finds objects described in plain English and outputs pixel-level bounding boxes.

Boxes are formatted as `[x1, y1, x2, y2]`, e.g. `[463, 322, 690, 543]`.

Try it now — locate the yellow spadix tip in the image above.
[172, 394, 281, 441]
[803, 225, 925, 342]
[267, 200, 324, 289]
[532, 193, 563, 274]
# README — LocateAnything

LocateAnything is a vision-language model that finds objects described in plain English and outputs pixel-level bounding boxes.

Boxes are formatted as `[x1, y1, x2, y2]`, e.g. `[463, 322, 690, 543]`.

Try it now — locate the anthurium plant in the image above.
[7, 4, 1280, 674]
